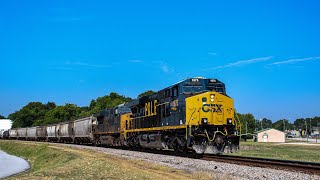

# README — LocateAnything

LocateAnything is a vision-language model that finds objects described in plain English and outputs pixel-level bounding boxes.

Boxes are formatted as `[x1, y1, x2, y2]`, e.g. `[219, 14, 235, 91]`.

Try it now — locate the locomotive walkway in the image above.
[0, 150, 30, 179]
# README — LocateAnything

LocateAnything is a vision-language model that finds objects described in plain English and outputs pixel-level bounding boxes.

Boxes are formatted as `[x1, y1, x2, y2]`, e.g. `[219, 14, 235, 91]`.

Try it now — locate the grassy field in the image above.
[234, 141, 320, 162]
[0, 140, 217, 180]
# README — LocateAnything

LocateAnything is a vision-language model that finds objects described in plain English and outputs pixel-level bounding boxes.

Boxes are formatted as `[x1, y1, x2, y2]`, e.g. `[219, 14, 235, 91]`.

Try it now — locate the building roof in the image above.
[256, 128, 285, 134]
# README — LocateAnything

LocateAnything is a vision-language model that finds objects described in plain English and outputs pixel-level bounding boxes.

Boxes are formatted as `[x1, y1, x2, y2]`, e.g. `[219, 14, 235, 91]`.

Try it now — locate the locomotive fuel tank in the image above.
[138, 134, 168, 149]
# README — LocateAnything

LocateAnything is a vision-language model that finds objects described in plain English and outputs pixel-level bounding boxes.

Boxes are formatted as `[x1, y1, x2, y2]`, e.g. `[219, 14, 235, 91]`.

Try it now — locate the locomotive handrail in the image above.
[204, 129, 228, 142]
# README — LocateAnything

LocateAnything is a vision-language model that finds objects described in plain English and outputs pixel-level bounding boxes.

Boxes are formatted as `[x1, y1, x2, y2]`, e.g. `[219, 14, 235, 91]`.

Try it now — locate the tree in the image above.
[272, 119, 293, 131]
[44, 104, 81, 124]
[294, 118, 306, 130]
[8, 92, 132, 127]
[0, 115, 5, 119]
[294, 117, 320, 132]
[236, 113, 256, 135]
[311, 117, 320, 129]
[9, 102, 56, 128]
[138, 90, 156, 98]
[257, 118, 273, 130]
[89, 92, 131, 114]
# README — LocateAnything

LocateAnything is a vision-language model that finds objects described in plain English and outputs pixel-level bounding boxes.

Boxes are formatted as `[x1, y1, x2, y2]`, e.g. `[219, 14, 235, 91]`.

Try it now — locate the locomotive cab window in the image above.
[207, 85, 225, 94]
[182, 86, 204, 93]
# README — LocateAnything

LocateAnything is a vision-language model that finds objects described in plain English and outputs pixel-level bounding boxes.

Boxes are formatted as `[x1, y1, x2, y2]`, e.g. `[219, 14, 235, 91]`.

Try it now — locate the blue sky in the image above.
[1, 1, 320, 122]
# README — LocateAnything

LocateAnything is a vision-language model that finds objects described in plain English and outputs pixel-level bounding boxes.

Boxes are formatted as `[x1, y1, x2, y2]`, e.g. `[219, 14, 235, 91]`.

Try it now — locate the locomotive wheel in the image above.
[173, 142, 185, 154]
[94, 136, 101, 146]
[215, 143, 225, 154]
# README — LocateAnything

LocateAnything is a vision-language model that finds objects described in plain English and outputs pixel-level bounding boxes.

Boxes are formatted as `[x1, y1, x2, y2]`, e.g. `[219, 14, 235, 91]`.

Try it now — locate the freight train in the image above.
[0, 77, 240, 154]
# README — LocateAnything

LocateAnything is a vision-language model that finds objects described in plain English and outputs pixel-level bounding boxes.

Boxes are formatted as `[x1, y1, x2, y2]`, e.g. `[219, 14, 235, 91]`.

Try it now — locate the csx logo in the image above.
[202, 104, 223, 113]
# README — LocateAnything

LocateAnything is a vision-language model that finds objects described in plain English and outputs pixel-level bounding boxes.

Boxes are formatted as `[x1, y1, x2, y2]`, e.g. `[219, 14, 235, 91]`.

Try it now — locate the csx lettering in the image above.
[202, 104, 222, 113]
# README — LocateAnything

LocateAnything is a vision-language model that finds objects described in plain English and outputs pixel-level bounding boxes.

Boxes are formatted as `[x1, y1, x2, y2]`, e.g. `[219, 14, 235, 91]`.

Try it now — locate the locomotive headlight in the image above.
[227, 118, 233, 124]
[210, 94, 214, 102]
[202, 118, 208, 124]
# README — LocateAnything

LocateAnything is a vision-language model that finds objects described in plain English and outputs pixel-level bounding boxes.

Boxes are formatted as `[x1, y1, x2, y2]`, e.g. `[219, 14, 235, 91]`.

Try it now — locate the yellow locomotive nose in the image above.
[185, 92, 234, 126]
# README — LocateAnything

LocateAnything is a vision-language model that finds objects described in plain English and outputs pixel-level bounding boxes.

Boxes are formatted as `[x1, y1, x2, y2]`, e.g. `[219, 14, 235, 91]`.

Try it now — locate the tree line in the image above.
[236, 113, 320, 134]
[9, 92, 131, 128]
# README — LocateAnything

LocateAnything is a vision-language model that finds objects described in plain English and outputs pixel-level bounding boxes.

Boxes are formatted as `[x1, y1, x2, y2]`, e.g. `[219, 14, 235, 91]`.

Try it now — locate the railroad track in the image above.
[201, 154, 320, 175]
[124, 147, 320, 175]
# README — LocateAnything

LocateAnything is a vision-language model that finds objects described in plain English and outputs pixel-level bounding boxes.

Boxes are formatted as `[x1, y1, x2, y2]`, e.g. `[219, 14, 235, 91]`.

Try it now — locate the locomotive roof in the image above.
[125, 77, 224, 107]
[159, 77, 223, 92]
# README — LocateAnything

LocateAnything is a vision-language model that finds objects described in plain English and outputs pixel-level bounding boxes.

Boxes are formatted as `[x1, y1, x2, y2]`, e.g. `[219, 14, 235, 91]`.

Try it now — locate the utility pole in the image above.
[283, 119, 286, 131]
[245, 121, 248, 141]
[310, 118, 312, 134]
[246, 121, 248, 135]
[317, 119, 319, 134]
[260, 119, 263, 130]
[305, 120, 308, 142]
[317, 120, 319, 144]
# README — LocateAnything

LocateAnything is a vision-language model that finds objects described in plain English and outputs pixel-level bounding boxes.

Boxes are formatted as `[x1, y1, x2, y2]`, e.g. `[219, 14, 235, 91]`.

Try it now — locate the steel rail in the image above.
[201, 154, 320, 175]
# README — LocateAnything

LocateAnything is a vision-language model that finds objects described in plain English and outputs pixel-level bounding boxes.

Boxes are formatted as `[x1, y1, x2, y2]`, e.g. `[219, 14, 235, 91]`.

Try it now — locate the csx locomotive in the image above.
[1, 77, 240, 154]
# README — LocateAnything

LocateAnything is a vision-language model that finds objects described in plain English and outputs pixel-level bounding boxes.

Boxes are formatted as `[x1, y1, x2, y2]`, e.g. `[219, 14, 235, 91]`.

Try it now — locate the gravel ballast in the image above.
[54, 143, 319, 180]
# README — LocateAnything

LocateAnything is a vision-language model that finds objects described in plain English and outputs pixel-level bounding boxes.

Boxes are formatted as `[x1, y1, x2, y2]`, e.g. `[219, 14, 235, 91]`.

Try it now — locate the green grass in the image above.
[234, 141, 320, 162]
[0, 140, 220, 180]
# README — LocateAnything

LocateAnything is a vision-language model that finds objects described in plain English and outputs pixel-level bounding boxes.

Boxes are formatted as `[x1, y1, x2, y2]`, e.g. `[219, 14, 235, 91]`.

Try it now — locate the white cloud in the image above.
[128, 60, 143, 63]
[50, 17, 83, 22]
[161, 64, 169, 73]
[207, 56, 273, 70]
[270, 56, 320, 65]
[53, 67, 74, 70]
[159, 61, 174, 73]
[208, 52, 218, 56]
[65, 61, 110, 68]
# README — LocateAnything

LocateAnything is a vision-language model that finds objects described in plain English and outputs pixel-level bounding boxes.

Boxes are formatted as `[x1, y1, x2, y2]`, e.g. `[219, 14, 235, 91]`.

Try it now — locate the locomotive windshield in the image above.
[206, 85, 225, 94]
[182, 78, 226, 95]
[182, 85, 204, 93]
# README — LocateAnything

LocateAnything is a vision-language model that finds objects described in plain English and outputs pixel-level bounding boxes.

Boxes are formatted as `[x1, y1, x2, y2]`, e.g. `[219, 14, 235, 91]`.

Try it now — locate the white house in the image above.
[257, 128, 285, 143]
